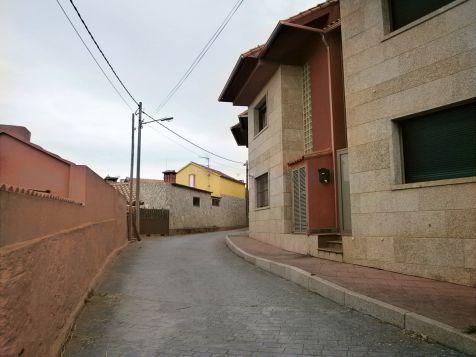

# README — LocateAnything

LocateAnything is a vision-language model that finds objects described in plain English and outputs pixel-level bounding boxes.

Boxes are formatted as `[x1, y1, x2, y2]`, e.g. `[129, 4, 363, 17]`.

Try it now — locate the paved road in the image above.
[64, 230, 463, 356]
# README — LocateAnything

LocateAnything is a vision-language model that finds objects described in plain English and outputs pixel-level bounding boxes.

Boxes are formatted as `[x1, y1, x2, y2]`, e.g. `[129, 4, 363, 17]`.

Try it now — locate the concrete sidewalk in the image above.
[226, 234, 476, 355]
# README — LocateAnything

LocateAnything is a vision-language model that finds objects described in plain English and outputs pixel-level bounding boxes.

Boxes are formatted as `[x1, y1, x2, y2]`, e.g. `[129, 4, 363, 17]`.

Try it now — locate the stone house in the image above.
[340, 0, 475, 286]
[175, 161, 246, 199]
[221, 0, 475, 287]
[220, 2, 349, 260]
[112, 171, 247, 234]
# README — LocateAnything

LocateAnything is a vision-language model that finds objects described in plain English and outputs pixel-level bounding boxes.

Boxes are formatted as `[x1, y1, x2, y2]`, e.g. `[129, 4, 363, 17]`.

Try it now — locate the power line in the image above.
[54, 0, 133, 111]
[56, 0, 245, 165]
[153, 0, 245, 114]
[143, 111, 245, 164]
[150, 125, 245, 171]
[149, 125, 202, 158]
[67, 0, 139, 106]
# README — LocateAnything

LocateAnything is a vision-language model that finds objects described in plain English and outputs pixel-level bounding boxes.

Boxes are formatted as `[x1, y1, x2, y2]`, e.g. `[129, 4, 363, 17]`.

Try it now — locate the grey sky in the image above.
[1, 0, 320, 181]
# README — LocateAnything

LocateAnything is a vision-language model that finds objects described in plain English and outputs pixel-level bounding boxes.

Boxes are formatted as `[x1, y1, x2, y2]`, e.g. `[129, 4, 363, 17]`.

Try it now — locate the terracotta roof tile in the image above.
[284, 0, 338, 23]
[0, 183, 82, 204]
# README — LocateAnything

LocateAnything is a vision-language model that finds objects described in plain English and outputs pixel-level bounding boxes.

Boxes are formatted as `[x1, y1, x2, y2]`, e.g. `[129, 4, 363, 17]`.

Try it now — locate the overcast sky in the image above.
[1, 0, 320, 181]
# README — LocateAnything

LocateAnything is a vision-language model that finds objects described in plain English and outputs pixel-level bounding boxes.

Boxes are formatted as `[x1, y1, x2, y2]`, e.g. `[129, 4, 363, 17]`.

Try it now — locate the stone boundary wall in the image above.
[140, 181, 247, 231]
[0, 168, 127, 356]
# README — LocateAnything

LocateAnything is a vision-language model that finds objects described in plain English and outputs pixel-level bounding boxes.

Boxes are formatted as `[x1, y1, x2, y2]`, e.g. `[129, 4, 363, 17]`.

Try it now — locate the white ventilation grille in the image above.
[303, 63, 313, 154]
[292, 167, 307, 233]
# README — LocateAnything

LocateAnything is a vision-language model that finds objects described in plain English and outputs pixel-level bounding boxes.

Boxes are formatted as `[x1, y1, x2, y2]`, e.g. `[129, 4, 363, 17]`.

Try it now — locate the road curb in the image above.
[225, 235, 476, 356]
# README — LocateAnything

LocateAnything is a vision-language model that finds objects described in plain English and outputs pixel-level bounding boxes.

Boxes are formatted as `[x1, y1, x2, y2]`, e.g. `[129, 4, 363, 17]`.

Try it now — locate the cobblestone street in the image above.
[64, 231, 463, 356]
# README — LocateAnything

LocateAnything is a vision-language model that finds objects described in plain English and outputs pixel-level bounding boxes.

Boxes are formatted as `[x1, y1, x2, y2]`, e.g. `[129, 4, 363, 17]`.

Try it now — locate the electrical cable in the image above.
[153, 0, 245, 114]
[67, 0, 139, 106]
[57, 0, 245, 165]
[55, 0, 133, 111]
[143, 111, 245, 164]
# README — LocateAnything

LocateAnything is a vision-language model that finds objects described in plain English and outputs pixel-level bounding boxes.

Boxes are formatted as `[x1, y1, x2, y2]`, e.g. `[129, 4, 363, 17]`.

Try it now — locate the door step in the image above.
[315, 234, 343, 262]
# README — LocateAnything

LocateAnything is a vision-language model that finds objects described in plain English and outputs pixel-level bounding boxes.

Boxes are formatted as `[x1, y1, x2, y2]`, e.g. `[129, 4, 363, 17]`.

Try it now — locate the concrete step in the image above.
[314, 248, 343, 262]
[325, 241, 343, 251]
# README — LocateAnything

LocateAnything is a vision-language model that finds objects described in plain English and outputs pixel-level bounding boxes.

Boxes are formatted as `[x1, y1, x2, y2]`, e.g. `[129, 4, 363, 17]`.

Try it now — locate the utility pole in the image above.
[135, 102, 143, 240]
[245, 160, 249, 225]
[129, 113, 135, 240]
[133, 106, 173, 240]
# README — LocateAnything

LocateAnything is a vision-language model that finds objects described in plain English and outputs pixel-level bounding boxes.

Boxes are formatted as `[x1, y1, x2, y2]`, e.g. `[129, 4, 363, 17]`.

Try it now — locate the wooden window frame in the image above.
[255, 172, 269, 208]
[254, 96, 268, 137]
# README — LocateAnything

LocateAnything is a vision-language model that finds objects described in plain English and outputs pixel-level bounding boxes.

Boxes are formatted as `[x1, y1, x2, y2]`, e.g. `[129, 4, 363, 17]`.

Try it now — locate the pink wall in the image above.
[0, 164, 127, 356]
[0, 125, 31, 141]
[0, 134, 71, 197]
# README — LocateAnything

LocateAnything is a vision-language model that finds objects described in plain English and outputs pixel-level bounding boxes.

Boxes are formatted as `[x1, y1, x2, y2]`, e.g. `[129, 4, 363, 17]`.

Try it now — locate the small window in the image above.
[255, 97, 267, 135]
[389, 0, 455, 31]
[193, 197, 200, 207]
[256, 173, 269, 208]
[188, 174, 195, 187]
[399, 101, 476, 183]
[212, 197, 221, 206]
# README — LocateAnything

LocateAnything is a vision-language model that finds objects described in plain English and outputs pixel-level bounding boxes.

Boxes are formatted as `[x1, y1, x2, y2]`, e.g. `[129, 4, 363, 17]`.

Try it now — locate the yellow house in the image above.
[176, 162, 245, 198]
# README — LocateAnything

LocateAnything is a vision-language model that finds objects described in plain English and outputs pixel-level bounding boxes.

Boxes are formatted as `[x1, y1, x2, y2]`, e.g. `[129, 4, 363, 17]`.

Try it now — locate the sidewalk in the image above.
[227, 234, 476, 355]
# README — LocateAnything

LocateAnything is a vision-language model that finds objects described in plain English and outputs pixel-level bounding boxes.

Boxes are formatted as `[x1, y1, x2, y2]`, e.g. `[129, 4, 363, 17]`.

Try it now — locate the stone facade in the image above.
[140, 180, 246, 231]
[340, 0, 476, 286]
[248, 66, 314, 253]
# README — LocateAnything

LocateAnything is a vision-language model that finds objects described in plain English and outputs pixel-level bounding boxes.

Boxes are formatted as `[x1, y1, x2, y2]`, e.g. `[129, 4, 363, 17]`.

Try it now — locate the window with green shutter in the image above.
[399, 101, 476, 183]
[389, 0, 456, 31]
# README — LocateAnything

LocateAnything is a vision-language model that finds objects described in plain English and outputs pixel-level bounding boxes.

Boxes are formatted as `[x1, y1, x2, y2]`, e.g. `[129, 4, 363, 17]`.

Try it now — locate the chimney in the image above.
[163, 170, 176, 183]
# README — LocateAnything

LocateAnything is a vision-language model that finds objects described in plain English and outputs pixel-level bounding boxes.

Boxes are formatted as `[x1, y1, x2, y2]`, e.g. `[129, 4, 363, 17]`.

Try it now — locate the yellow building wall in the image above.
[220, 177, 246, 198]
[176, 163, 220, 196]
[176, 163, 245, 198]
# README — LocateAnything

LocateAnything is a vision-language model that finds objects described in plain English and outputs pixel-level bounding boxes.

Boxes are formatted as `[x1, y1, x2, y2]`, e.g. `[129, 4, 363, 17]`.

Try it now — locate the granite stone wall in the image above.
[340, 0, 476, 286]
[247, 66, 312, 254]
[139, 181, 246, 230]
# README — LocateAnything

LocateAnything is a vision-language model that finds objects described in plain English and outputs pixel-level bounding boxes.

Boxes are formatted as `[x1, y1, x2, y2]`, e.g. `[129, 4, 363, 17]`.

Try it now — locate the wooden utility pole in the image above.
[135, 102, 143, 240]
[129, 113, 135, 240]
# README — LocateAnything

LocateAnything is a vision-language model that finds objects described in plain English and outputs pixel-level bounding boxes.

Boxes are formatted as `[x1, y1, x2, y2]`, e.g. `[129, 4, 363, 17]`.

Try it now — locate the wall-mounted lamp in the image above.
[318, 168, 332, 184]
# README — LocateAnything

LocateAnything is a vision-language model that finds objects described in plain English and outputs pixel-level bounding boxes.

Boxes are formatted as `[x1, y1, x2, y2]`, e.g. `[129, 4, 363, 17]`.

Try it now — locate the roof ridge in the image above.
[284, 0, 338, 23]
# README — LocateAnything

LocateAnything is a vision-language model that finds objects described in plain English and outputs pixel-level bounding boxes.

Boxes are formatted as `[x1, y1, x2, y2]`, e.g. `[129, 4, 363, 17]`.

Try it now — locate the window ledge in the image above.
[381, 0, 468, 43]
[254, 205, 270, 211]
[252, 125, 269, 141]
[391, 176, 476, 190]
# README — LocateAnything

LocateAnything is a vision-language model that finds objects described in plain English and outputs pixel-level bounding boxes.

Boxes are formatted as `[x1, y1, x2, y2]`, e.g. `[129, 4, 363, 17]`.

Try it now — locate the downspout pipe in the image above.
[321, 32, 340, 230]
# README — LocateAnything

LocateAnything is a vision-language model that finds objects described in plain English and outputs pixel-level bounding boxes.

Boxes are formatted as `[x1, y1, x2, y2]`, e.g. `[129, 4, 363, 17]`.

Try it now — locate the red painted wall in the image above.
[0, 164, 128, 357]
[0, 127, 88, 203]
[0, 134, 71, 197]
[304, 29, 347, 232]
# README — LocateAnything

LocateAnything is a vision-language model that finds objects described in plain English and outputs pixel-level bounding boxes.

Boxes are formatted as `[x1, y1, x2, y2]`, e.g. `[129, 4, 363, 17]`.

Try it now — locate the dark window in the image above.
[255, 98, 267, 134]
[193, 197, 200, 207]
[389, 0, 455, 31]
[256, 173, 269, 208]
[212, 197, 221, 206]
[399, 101, 476, 183]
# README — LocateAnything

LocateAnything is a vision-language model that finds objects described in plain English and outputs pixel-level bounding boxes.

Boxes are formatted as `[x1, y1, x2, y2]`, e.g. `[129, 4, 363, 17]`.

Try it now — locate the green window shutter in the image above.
[400, 101, 476, 183]
[390, 0, 455, 31]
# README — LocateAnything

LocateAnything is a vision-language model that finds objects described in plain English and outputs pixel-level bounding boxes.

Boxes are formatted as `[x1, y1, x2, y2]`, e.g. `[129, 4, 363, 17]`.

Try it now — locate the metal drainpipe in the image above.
[321, 32, 340, 230]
